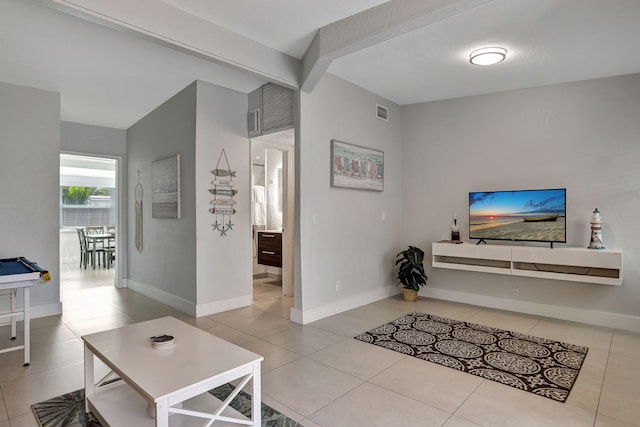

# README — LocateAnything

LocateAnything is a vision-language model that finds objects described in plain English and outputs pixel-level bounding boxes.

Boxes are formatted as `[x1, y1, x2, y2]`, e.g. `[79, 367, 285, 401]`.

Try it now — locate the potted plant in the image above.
[395, 246, 428, 301]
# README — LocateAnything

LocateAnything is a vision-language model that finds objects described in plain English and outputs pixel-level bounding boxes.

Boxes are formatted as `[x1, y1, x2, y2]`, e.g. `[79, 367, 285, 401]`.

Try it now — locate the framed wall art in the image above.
[151, 154, 181, 219]
[330, 139, 384, 192]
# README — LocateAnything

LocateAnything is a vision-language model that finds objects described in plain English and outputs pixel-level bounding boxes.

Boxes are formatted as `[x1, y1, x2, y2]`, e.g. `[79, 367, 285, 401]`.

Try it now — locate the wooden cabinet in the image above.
[257, 231, 282, 267]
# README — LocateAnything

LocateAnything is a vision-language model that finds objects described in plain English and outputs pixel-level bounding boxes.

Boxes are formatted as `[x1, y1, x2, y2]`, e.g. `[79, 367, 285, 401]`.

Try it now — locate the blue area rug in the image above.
[32, 383, 303, 427]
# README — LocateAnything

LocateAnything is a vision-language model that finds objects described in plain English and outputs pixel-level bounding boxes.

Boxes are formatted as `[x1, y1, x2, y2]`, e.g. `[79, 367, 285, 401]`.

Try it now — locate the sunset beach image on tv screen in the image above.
[469, 189, 566, 242]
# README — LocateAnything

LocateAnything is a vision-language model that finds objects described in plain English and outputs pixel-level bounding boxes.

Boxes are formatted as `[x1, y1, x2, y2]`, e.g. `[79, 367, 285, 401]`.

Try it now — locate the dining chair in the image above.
[85, 226, 105, 235]
[105, 237, 115, 269]
[85, 226, 107, 267]
[76, 228, 92, 269]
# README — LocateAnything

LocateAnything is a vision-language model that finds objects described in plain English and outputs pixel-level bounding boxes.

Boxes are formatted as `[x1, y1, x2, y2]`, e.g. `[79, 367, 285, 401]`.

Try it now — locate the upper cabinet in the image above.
[248, 83, 296, 138]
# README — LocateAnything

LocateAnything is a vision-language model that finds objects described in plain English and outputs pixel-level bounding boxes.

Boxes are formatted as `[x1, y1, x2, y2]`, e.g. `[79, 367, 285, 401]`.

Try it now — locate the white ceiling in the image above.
[159, 0, 390, 59]
[329, 0, 640, 105]
[1, 0, 640, 129]
[0, 0, 268, 129]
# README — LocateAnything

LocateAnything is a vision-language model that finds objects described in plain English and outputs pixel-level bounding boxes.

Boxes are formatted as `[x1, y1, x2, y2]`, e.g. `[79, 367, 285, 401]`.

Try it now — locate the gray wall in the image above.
[126, 80, 250, 315]
[127, 82, 197, 305]
[0, 82, 61, 313]
[61, 121, 126, 156]
[296, 74, 404, 321]
[195, 81, 251, 308]
[401, 73, 640, 323]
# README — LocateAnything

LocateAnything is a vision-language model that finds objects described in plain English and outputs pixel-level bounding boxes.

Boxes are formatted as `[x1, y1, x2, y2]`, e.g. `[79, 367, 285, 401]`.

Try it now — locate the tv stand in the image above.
[475, 240, 555, 249]
[432, 242, 622, 286]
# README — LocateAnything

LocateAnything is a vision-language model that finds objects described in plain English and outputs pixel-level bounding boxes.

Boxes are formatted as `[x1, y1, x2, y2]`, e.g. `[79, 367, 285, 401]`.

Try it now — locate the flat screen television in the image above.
[469, 188, 566, 246]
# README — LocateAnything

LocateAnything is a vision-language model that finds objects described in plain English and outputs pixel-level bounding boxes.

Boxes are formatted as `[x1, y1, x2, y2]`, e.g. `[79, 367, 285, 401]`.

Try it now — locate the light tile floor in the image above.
[1, 265, 639, 426]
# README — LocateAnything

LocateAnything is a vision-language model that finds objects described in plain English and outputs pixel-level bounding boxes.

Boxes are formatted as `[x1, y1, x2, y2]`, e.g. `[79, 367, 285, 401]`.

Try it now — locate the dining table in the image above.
[84, 232, 115, 269]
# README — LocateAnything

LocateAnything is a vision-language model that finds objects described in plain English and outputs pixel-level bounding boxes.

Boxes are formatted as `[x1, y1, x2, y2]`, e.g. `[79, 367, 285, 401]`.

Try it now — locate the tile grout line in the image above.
[591, 329, 615, 427]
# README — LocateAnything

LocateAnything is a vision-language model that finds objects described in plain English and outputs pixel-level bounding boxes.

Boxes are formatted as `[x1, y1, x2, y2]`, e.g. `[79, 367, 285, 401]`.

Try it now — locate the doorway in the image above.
[251, 129, 295, 304]
[59, 153, 122, 290]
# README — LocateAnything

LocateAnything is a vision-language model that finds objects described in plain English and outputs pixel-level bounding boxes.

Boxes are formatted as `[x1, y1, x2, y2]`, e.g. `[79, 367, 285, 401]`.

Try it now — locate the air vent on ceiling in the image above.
[376, 104, 388, 121]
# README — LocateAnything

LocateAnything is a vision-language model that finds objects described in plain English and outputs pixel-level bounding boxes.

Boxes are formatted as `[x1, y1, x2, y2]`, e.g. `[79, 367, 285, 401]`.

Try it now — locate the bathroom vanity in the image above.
[257, 231, 282, 267]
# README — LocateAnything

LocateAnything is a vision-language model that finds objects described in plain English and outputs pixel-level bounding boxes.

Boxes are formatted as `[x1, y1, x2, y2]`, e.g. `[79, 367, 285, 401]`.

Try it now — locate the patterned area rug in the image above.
[32, 383, 303, 427]
[355, 312, 588, 402]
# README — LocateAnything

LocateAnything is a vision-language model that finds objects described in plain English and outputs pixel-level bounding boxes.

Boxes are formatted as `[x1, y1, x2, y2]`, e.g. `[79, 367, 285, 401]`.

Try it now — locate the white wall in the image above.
[0, 82, 61, 317]
[295, 73, 403, 323]
[194, 81, 252, 314]
[127, 82, 197, 309]
[401, 73, 640, 329]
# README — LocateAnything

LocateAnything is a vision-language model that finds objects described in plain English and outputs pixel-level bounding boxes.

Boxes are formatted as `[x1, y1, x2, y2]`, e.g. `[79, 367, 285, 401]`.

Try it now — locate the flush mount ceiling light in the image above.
[469, 47, 507, 66]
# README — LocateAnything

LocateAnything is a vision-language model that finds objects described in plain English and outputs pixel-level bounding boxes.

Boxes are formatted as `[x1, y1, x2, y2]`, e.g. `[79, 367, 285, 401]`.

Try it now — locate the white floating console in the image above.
[432, 242, 622, 286]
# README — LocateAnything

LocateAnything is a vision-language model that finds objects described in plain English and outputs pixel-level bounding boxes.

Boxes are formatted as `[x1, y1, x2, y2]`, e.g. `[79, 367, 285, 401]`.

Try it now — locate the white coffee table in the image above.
[83, 316, 264, 426]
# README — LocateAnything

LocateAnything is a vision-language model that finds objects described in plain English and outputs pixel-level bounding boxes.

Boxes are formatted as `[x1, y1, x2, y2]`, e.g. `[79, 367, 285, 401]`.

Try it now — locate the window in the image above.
[60, 154, 116, 228]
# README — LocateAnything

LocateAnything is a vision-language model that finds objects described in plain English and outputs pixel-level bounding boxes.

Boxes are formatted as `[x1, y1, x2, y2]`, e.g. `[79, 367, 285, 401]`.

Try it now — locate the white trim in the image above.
[195, 294, 252, 317]
[60, 150, 126, 289]
[126, 279, 195, 315]
[31, 301, 63, 319]
[0, 302, 62, 324]
[126, 279, 252, 318]
[61, 256, 80, 265]
[114, 274, 126, 289]
[290, 285, 397, 325]
[424, 287, 640, 333]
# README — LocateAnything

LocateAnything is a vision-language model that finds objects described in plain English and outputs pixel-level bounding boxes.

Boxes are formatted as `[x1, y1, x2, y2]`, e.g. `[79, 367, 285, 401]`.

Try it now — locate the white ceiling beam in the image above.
[39, 0, 301, 90]
[301, 0, 494, 93]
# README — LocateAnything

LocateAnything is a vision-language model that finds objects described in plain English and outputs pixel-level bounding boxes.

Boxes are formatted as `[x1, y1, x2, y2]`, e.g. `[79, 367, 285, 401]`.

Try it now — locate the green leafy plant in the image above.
[395, 246, 428, 291]
[62, 186, 111, 205]
[62, 186, 93, 205]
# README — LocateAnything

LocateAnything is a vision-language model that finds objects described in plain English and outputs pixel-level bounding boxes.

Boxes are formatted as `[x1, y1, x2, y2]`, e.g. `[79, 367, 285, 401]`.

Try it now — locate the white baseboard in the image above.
[125, 279, 252, 318]
[424, 287, 640, 333]
[290, 285, 397, 325]
[4, 301, 63, 322]
[61, 256, 79, 265]
[126, 279, 196, 316]
[195, 294, 253, 317]
[32, 301, 63, 318]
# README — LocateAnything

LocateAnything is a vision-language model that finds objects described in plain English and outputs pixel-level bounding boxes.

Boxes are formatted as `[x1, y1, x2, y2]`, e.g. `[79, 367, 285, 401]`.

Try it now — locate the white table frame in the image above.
[83, 316, 263, 427]
[0, 268, 43, 366]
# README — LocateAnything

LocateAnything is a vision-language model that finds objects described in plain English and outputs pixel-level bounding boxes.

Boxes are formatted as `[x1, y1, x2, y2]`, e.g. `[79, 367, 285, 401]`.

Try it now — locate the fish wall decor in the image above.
[210, 148, 237, 236]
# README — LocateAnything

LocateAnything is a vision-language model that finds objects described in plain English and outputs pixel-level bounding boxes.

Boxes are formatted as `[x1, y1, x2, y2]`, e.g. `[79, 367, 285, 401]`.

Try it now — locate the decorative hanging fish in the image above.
[211, 169, 236, 177]
[210, 199, 237, 205]
[209, 207, 237, 215]
[209, 188, 238, 196]
[211, 180, 235, 187]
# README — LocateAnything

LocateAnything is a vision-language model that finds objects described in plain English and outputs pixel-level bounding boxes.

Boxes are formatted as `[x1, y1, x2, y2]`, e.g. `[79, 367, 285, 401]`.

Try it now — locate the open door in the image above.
[251, 130, 294, 299]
